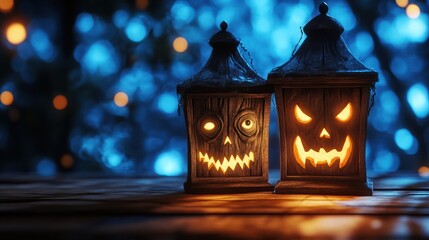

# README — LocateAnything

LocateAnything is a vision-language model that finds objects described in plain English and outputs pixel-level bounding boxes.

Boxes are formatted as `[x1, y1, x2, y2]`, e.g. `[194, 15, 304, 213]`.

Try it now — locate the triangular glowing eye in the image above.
[294, 105, 312, 124]
[336, 103, 352, 122]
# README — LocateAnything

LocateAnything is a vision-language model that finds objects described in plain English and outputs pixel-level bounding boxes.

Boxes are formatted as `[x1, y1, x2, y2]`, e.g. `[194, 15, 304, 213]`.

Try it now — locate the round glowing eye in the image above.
[203, 122, 215, 131]
[241, 119, 253, 129]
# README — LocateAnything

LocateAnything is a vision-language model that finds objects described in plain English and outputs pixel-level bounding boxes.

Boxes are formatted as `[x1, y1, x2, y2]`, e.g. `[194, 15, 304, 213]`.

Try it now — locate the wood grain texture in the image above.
[0, 173, 428, 238]
[272, 74, 374, 195]
[282, 87, 361, 176]
[183, 93, 271, 193]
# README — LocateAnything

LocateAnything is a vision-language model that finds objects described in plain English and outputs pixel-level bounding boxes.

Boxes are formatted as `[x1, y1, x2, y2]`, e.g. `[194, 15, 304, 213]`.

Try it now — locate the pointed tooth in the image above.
[229, 155, 237, 171]
[207, 156, 214, 169]
[243, 154, 250, 168]
[326, 158, 333, 166]
[236, 155, 244, 169]
[221, 158, 229, 173]
[215, 159, 222, 171]
[249, 152, 254, 162]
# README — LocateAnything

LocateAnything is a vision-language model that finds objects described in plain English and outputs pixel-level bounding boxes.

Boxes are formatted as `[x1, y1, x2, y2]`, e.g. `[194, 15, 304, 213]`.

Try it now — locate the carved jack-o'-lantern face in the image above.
[284, 88, 361, 176]
[190, 96, 267, 177]
[293, 103, 353, 168]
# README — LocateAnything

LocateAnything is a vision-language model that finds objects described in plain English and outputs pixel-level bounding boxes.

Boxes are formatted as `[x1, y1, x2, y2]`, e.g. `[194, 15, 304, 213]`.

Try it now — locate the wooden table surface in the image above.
[1, 172, 429, 239]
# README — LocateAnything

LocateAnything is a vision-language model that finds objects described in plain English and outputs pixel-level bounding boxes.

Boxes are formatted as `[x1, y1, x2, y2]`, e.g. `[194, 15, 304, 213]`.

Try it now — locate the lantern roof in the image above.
[268, 2, 377, 79]
[177, 21, 267, 94]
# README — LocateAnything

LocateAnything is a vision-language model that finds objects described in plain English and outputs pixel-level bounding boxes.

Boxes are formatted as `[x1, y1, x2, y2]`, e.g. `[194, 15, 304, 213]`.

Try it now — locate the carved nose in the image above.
[320, 128, 330, 138]
[224, 136, 232, 145]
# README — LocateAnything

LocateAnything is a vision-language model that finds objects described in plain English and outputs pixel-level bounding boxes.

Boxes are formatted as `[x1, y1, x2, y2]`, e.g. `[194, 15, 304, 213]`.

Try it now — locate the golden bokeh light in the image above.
[0, 0, 13, 13]
[60, 154, 74, 169]
[173, 37, 188, 53]
[1, 91, 14, 106]
[418, 166, 429, 177]
[6, 22, 27, 45]
[406, 4, 420, 19]
[114, 92, 129, 107]
[53, 95, 68, 110]
[136, 0, 149, 10]
[395, 0, 408, 8]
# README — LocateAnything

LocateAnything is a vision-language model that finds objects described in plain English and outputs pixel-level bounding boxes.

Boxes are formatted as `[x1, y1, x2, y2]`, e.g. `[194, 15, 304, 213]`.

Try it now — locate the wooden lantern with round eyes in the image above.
[178, 21, 273, 193]
[268, 3, 377, 195]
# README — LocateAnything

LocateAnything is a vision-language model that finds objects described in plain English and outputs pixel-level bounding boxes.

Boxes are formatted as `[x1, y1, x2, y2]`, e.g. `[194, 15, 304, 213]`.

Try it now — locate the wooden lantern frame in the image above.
[181, 90, 273, 193]
[269, 75, 375, 195]
[178, 22, 273, 193]
[268, 3, 377, 195]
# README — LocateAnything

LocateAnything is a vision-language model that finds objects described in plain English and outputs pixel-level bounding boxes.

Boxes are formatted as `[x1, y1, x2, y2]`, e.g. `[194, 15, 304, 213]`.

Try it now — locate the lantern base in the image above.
[184, 181, 274, 194]
[274, 178, 373, 196]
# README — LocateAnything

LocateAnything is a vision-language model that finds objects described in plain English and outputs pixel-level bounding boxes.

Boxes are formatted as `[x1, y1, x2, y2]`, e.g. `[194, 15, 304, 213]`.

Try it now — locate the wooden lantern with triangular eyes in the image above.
[177, 21, 273, 193]
[268, 3, 377, 195]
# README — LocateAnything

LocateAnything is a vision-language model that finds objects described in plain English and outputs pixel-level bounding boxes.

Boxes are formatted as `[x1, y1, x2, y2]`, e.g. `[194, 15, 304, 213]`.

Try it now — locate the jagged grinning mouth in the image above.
[198, 151, 255, 174]
[293, 136, 352, 169]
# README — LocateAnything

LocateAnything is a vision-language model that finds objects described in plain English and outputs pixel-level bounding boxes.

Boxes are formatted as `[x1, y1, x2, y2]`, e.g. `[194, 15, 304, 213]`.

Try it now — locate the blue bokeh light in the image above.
[30, 29, 56, 62]
[353, 31, 374, 58]
[36, 158, 57, 176]
[154, 150, 184, 176]
[375, 14, 429, 47]
[171, 1, 195, 29]
[76, 13, 95, 33]
[81, 40, 120, 76]
[102, 150, 124, 168]
[157, 92, 177, 115]
[380, 90, 400, 117]
[84, 106, 104, 128]
[118, 65, 156, 101]
[394, 128, 413, 151]
[125, 17, 147, 42]
[390, 57, 408, 80]
[407, 83, 429, 118]
[17, 42, 33, 60]
[113, 10, 129, 28]
[330, 1, 356, 31]
[198, 8, 215, 30]
[373, 150, 400, 172]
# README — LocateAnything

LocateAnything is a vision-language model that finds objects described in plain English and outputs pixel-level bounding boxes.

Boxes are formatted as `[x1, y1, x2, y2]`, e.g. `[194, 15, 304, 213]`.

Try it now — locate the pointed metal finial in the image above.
[220, 21, 228, 31]
[319, 2, 328, 15]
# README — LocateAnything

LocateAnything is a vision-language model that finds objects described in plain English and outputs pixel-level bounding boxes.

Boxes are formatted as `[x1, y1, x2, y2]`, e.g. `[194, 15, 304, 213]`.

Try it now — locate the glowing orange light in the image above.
[53, 95, 68, 110]
[173, 37, 188, 53]
[406, 4, 420, 19]
[293, 136, 352, 168]
[395, 0, 408, 8]
[198, 151, 254, 174]
[294, 105, 312, 124]
[114, 92, 128, 107]
[6, 22, 27, 45]
[319, 128, 330, 139]
[0, 91, 14, 106]
[0, 0, 13, 13]
[136, 0, 149, 9]
[203, 121, 215, 131]
[418, 166, 429, 177]
[336, 102, 352, 122]
[223, 136, 232, 145]
[60, 154, 74, 169]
